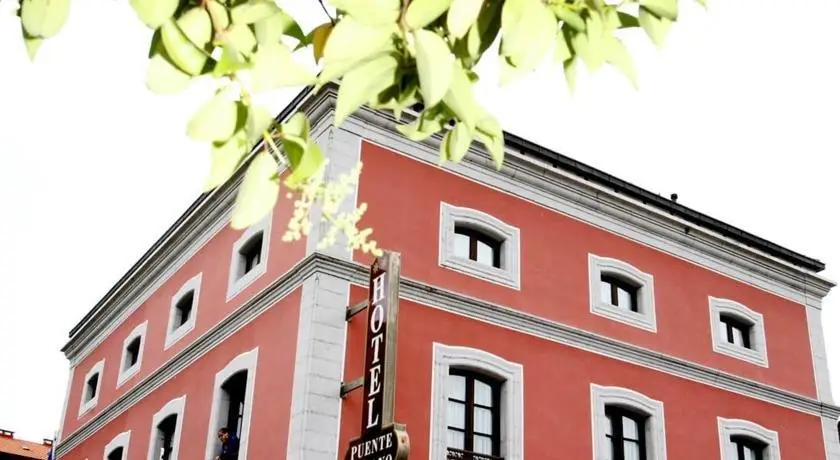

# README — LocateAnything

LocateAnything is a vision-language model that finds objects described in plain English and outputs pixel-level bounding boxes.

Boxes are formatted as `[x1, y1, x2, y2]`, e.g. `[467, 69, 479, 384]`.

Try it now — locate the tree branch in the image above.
[318, 0, 335, 24]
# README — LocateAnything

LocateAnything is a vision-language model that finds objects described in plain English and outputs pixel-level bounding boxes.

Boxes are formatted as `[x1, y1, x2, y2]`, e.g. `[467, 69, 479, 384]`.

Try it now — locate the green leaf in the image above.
[445, 122, 472, 163]
[281, 112, 309, 140]
[414, 29, 455, 107]
[405, 0, 453, 31]
[447, 0, 483, 39]
[604, 37, 637, 88]
[554, 25, 572, 64]
[696, 0, 708, 9]
[245, 105, 275, 142]
[580, 12, 606, 71]
[227, 23, 258, 56]
[562, 57, 577, 91]
[334, 54, 399, 126]
[231, 151, 280, 229]
[254, 9, 305, 44]
[231, 0, 278, 24]
[501, 0, 556, 71]
[130, 0, 179, 29]
[549, 4, 585, 32]
[161, 9, 212, 75]
[462, 0, 501, 65]
[617, 12, 640, 28]
[21, 27, 43, 61]
[397, 108, 448, 142]
[205, 132, 248, 191]
[187, 93, 239, 142]
[328, 0, 400, 26]
[639, 6, 672, 47]
[206, 0, 231, 30]
[285, 140, 325, 187]
[20, 0, 70, 38]
[146, 41, 193, 95]
[640, 0, 678, 21]
[309, 22, 333, 63]
[320, 17, 398, 82]
[475, 111, 504, 169]
[212, 43, 250, 78]
[443, 61, 478, 131]
[251, 41, 315, 92]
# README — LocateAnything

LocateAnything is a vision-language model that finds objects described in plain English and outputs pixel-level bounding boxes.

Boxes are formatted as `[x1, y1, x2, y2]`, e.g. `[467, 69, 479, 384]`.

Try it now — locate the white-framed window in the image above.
[78, 359, 105, 417]
[590, 384, 667, 460]
[103, 430, 130, 460]
[165, 273, 202, 350]
[117, 321, 148, 388]
[717, 417, 781, 460]
[709, 297, 769, 367]
[227, 214, 271, 301]
[147, 395, 186, 460]
[429, 343, 524, 460]
[204, 347, 259, 460]
[588, 254, 657, 332]
[438, 202, 521, 290]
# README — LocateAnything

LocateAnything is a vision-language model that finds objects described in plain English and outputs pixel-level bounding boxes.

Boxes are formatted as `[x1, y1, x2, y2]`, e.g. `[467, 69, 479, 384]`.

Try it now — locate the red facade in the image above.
[55, 87, 838, 460]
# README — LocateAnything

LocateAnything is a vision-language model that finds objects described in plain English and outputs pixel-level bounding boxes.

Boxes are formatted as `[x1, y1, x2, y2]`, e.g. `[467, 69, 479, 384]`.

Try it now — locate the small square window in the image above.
[85, 374, 99, 402]
[227, 215, 271, 301]
[719, 314, 753, 349]
[118, 321, 147, 388]
[78, 359, 105, 417]
[717, 418, 780, 460]
[239, 232, 264, 278]
[125, 338, 141, 369]
[166, 274, 201, 350]
[175, 292, 193, 328]
[709, 297, 768, 367]
[589, 255, 656, 332]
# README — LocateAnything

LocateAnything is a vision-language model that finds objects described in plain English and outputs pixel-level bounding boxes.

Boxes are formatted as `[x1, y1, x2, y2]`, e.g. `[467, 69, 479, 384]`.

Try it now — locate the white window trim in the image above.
[429, 343, 524, 460]
[78, 359, 105, 417]
[165, 273, 202, 350]
[717, 417, 781, 460]
[204, 347, 259, 460]
[588, 254, 657, 332]
[103, 430, 130, 460]
[709, 297, 769, 368]
[590, 384, 667, 460]
[147, 395, 187, 460]
[438, 202, 521, 290]
[117, 321, 148, 388]
[226, 213, 272, 301]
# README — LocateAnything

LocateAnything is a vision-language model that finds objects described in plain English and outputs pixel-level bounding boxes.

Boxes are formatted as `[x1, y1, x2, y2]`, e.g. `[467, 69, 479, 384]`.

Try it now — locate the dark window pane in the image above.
[600, 275, 640, 312]
[446, 369, 502, 457]
[453, 226, 502, 269]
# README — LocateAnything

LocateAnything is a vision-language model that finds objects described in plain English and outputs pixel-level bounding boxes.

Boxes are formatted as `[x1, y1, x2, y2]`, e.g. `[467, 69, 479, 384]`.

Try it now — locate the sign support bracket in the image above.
[340, 377, 364, 398]
[346, 300, 369, 321]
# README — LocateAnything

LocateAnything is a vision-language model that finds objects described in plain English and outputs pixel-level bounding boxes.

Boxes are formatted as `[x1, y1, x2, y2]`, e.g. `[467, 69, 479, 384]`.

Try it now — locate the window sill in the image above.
[590, 300, 657, 333]
[439, 255, 520, 290]
[712, 341, 769, 368]
[164, 323, 195, 351]
[226, 265, 267, 302]
[116, 365, 140, 389]
[78, 399, 97, 418]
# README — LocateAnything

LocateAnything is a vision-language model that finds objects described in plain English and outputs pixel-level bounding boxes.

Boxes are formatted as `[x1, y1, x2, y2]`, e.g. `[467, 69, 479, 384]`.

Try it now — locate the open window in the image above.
[147, 396, 186, 460]
[165, 273, 202, 350]
[717, 418, 780, 460]
[204, 348, 259, 460]
[591, 384, 667, 460]
[439, 203, 521, 290]
[78, 359, 105, 417]
[118, 321, 147, 387]
[103, 431, 130, 460]
[430, 343, 523, 460]
[227, 215, 271, 300]
[589, 255, 657, 332]
[709, 297, 768, 367]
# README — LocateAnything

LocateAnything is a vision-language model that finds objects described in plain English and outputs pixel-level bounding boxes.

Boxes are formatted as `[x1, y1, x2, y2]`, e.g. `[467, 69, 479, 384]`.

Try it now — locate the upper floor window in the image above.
[588, 255, 657, 332]
[227, 215, 271, 301]
[439, 203, 521, 290]
[431, 344, 523, 460]
[709, 297, 768, 368]
[717, 418, 780, 460]
[78, 359, 105, 417]
[591, 384, 666, 460]
[104, 431, 130, 460]
[147, 396, 186, 460]
[166, 273, 202, 350]
[118, 321, 147, 388]
[446, 370, 502, 459]
[204, 348, 259, 460]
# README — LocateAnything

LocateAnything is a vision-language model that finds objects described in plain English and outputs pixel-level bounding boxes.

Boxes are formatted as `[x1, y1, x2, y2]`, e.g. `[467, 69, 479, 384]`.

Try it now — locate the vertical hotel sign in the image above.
[346, 251, 410, 460]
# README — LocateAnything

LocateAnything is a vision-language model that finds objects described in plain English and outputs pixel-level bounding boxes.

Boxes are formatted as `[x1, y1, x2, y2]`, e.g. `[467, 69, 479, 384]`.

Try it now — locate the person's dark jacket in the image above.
[219, 434, 240, 460]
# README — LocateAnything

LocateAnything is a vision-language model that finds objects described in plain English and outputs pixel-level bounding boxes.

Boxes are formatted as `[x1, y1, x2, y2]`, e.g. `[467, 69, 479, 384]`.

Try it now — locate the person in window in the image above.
[215, 428, 240, 460]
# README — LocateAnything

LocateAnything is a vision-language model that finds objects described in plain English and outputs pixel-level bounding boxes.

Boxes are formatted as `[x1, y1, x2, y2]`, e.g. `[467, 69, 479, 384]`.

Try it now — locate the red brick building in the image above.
[0, 430, 52, 460]
[54, 85, 839, 460]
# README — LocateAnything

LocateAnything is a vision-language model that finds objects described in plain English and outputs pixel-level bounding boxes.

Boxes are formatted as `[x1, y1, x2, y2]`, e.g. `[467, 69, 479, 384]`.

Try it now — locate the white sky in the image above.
[1, 0, 838, 443]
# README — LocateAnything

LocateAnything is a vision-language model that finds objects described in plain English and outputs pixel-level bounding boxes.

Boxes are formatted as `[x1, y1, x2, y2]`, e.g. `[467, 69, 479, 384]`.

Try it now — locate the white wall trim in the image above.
[226, 213, 272, 301]
[717, 417, 781, 460]
[147, 395, 186, 460]
[438, 202, 521, 290]
[102, 430, 130, 460]
[117, 321, 148, 388]
[204, 347, 259, 460]
[429, 343, 524, 460]
[709, 297, 769, 368]
[165, 273, 202, 350]
[56, 365, 75, 443]
[821, 416, 840, 460]
[588, 254, 657, 332]
[78, 359, 105, 418]
[590, 384, 667, 460]
[806, 303, 834, 404]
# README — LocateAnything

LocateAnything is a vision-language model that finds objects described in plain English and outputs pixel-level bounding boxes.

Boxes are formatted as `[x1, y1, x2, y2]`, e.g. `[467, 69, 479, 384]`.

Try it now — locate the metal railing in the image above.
[446, 447, 504, 460]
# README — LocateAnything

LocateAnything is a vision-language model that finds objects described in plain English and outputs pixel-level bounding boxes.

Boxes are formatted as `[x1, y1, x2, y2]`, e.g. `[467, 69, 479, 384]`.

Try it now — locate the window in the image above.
[589, 255, 657, 332]
[590, 385, 666, 460]
[78, 359, 104, 417]
[204, 348, 258, 460]
[439, 203, 521, 290]
[147, 396, 186, 460]
[227, 215, 271, 300]
[717, 418, 780, 460]
[118, 321, 147, 387]
[165, 273, 202, 350]
[103, 431, 130, 460]
[446, 370, 502, 459]
[709, 297, 768, 367]
[430, 344, 523, 460]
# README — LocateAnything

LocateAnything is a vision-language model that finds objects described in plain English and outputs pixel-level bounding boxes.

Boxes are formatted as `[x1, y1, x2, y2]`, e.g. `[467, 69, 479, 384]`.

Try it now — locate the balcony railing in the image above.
[446, 447, 504, 460]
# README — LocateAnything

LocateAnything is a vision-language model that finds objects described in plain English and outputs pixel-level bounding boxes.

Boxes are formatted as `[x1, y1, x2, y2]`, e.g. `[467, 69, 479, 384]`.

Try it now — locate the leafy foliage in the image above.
[14, 0, 704, 255]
